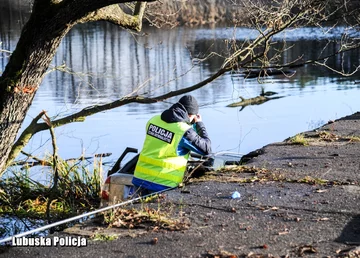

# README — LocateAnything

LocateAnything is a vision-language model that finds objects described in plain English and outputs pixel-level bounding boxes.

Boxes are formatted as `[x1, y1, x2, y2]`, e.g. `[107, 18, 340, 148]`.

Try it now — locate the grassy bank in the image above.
[0, 157, 102, 239]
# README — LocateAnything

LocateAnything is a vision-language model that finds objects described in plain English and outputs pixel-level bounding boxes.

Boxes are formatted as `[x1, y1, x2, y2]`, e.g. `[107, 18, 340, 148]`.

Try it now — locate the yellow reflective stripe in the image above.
[139, 154, 187, 170]
[136, 165, 183, 184]
[135, 170, 178, 188]
[136, 160, 185, 179]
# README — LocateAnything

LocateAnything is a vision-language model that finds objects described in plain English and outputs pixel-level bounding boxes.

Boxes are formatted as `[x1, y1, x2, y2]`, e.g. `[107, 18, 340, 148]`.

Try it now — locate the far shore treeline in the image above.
[3, 0, 360, 27]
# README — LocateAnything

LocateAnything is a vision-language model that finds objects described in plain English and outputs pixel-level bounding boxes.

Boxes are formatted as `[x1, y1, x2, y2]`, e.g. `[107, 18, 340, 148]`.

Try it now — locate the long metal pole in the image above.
[0, 188, 172, 244]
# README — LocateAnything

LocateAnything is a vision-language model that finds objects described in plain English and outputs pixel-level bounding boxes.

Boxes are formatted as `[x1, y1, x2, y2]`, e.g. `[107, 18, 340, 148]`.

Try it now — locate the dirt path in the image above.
[1, 112, 360, 257]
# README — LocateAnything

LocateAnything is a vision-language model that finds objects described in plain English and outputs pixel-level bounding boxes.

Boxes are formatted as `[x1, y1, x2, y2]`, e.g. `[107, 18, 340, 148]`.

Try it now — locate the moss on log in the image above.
[227, 93, 283, 108]
[227, 96, 269, 107]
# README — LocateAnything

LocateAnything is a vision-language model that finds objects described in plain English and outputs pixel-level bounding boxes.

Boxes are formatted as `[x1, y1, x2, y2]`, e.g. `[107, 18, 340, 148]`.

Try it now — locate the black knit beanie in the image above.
[179, 95, 199, 115]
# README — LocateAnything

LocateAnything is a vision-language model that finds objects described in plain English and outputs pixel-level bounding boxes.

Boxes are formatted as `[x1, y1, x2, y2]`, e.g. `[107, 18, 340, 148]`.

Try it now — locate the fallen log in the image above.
[227, 96, 268, 107]
[227, 93, 284, 109]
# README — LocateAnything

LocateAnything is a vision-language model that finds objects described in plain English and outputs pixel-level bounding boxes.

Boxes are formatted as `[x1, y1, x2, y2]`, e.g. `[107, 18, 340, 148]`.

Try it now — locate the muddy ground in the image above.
[1, 112, 360, 257]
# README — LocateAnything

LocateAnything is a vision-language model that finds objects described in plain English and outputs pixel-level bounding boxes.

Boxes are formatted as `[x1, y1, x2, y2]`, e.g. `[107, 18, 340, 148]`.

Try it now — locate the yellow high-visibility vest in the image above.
[134, 115, 191, 188]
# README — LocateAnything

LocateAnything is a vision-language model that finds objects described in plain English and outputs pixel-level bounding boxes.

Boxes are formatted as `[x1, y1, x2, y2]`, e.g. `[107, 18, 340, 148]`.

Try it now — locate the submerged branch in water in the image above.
[11, 152, 112, 170]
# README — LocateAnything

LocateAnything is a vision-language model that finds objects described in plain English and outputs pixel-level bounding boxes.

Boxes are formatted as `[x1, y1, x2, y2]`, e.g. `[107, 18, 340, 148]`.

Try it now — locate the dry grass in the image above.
[317, 131, 340, 141]
[286, 131, 360, 146]
[189, 165, 289, 184]
[288, 134, 309, 146]
[0, 157, 102, 220]
[103, 206, 190, 231]
[189, 165, 346, 186]
[314, 131, 360, 143]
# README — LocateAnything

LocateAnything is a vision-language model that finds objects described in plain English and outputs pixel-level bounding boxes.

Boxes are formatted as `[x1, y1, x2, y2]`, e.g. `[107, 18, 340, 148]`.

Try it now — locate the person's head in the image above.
[178, 95, 199, 122]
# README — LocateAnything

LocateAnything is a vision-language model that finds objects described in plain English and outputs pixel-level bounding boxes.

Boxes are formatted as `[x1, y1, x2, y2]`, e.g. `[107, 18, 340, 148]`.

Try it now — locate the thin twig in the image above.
[44, 112, 59, 226]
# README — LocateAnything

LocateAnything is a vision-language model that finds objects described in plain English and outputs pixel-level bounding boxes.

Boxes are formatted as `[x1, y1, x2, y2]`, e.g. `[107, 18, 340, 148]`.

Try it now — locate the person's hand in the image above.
[193, 114, 202, 123]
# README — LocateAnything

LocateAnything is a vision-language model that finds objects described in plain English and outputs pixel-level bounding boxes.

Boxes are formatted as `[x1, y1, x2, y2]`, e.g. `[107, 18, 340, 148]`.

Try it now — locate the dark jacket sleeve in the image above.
[182, 121, 212, 155]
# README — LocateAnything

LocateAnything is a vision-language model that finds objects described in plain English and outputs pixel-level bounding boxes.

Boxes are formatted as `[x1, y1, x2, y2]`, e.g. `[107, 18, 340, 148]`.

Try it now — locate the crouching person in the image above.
[132, 95, 212, 195]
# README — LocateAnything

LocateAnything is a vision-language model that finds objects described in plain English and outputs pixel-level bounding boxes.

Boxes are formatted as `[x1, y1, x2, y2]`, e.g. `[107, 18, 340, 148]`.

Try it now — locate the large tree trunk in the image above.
[0, 0, 149, 174]
[0, 2, 75, 173]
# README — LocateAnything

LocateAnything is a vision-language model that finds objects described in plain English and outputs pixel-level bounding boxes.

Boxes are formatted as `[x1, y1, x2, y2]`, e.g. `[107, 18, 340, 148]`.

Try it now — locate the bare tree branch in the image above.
[4, 111, 47, 169]
[44, 112, 59, 224]
[78, 2, 147, 31]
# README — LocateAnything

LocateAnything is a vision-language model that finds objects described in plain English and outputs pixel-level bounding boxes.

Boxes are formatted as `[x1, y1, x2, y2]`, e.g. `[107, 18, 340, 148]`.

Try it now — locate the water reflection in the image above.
[43, 24, 360, 106]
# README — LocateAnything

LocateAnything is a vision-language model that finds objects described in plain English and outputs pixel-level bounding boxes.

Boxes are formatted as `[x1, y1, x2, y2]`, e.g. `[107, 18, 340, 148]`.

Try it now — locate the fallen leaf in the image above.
[207, 250, 238, 258]
[278, 231, 289, 235]
[315, 189, 328, 193]
[196, 242, 206, 247]
[246, 252, 274, 258]
[234, 246, 244, 250]
[151, 237, 158, 245]
[297, 245, 317, 255]
[263, 207, 279, 212]
[313, 217, 330, 221]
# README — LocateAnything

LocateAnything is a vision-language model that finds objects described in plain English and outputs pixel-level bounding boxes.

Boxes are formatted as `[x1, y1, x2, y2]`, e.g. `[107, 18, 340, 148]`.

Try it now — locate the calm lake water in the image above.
[1, 2, 359, 178]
